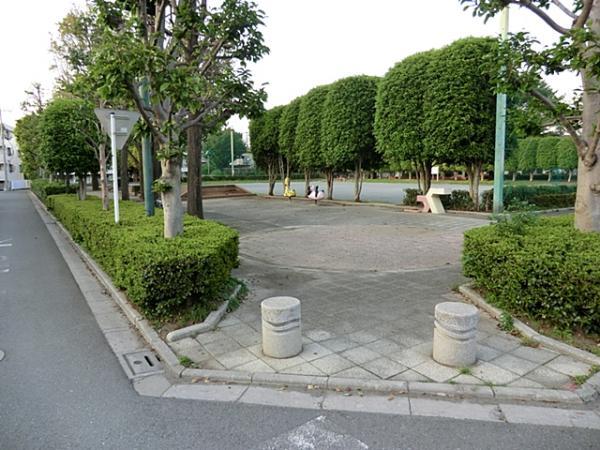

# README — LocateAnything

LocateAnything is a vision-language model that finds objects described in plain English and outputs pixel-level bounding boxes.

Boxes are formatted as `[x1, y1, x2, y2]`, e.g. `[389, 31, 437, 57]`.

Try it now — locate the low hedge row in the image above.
[31, 179, 77, 201]
[45, 195, 239, 319]
[463, 215, 600, 333]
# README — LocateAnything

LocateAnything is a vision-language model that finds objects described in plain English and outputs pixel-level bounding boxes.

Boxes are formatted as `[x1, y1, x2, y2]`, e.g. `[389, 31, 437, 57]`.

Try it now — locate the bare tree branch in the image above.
[551, 0, 576, 19]
[128, 81, 167, 144]
[512, 0, 569, 34]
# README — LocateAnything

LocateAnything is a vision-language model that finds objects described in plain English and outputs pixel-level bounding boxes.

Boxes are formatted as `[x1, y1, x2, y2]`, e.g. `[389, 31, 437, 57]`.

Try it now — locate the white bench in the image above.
[416, 188, 451, 214]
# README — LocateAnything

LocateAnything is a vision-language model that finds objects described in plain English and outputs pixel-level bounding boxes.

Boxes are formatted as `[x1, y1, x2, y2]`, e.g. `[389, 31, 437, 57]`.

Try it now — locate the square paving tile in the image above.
[387, 333, 426, 348]
[262, 354, 307, 372]
[508, 378, 545, 389]
[320, 337, 359, 353]
[304, 329, 334, 342]
[390, 369, 430, 382]
[470, 361, 520, 385]
[311, 354, 354, 375]
[450, 374, 485, 385]
[363, 357, 407, 379]
[230, 332, 262, 347]
[413, 360, 460, 382]
[388, 349, 429, 368]
[491, 354, 539, 376]
[524, 366, 572, 389]
[346, 330, 381, 344]
[215, 348, 257, 369]
[198, 358, 225, 370]
[340, 346, 381, 365]
[235, 359, 275, 373]
[364, 338, 403, 356]
[480, 334, 521, 353]
[299, 342, 333, 362]
[203, 337, 243, 357]
[545, 355, 592, 377]
[335, 367, 379, 380]
[510, 346, 558, 364]
[196, 330, 228, 345]
[218, 315, 242, 327]
[477, 344, 503, 362]
[280, 362, 325, 376]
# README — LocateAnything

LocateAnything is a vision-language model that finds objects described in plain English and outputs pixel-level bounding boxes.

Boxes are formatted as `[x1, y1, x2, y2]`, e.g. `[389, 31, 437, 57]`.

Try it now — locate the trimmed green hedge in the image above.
[31, 179, 77, 201]
[463, 215, 600, 333]
[45, 195, 239, 319]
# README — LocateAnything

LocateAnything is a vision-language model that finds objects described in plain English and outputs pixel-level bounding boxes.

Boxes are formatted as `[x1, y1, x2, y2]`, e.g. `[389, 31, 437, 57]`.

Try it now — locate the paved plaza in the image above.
[168, 197, 594, 389]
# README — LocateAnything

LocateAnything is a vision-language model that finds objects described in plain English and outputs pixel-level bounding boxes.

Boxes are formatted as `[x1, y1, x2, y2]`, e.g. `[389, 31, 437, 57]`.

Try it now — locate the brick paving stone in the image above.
[470, 362, 520, 385]
[510, 346, 559, 364]
[545, 355, 592, 377]
[491, 354, 540, 376]
[340, 346, 381, 365]
[413, 360, 460, 383]
[363, 357, 407, 379]
[299, 342, 333, 362]
[215, 348, 257, 369]
[525, 366, 572, 389]
[311, 354, 354, 375]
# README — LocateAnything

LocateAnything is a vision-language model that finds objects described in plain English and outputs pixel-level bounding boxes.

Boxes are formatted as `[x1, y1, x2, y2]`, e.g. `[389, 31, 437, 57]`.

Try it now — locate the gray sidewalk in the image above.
[169, 198, 596, 391]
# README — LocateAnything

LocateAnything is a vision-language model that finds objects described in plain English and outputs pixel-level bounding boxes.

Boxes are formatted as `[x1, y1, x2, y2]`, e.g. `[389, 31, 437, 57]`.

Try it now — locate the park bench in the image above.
[416, 187, 450, 214]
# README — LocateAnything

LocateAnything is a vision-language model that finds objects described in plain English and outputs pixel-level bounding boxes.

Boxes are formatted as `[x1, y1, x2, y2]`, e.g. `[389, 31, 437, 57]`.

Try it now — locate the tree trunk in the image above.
[529, 172, 534, 182]
[576, 53, 600, 231]
[278, 155, 285, 184]
[420, 161, 432, 194]
[325, 169, 334, 200]
[512, 172, 517, 182]
[98, 143, 109, 210]
[91, 172, 99, 191]
[304, 169, 310, 197]
[160, 156, 183, 238]
[354, 158, 363, 202]
[568, 169, 573, 183]
[547, 170, 552, 182]
[77, 176, 86, 200]
[121, 145, 129, 201]
[138, 145, 144, 200]
[186, 125, 203, 218]
[467, 162, 482, 210]
[267, 160, 277, 196]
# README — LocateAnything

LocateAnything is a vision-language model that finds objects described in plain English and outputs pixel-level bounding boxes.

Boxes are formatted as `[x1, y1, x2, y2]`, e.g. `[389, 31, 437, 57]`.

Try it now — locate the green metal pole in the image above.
[139, 79, 154, 216]
[493, 7, 509, 214]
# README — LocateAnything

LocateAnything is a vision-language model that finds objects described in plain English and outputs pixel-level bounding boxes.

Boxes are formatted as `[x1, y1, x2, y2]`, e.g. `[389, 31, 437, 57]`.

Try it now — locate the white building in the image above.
[0, 124, 26, 190]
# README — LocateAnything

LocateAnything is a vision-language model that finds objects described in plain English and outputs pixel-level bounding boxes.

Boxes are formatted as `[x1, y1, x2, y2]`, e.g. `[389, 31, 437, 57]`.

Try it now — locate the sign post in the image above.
[94, 109, 140, 223]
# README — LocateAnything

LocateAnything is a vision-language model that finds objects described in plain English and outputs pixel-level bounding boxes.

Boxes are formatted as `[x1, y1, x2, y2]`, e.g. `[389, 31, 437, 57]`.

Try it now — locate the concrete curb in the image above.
[30, 192, 598, 405]
[166, 285, 242, 343]
[459, 282, 600, 403]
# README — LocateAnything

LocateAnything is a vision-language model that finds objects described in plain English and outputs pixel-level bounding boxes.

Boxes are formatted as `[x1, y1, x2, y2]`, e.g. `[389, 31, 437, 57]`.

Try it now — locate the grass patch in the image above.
[572, 365, 600, 386]
[178, 356, 194, 368]
[458, 367, 472, 376]
[520, 335, 540, 348]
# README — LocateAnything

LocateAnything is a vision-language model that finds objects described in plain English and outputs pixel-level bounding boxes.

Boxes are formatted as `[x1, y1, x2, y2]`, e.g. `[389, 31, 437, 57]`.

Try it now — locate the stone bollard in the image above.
[261, 296, 302, 358]
[433, 302, 479, 367]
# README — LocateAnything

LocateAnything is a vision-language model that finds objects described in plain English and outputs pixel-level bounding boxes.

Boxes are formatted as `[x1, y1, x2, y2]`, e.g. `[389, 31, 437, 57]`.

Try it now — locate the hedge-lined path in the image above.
[172, 197, 597, 390]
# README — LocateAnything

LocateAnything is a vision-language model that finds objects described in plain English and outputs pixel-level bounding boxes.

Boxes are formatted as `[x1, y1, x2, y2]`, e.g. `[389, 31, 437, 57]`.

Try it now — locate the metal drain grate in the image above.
[123, 350, 162, 376]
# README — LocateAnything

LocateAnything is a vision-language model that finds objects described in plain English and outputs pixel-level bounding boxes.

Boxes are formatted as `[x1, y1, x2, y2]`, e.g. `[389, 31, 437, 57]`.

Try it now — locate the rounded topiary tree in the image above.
[295, 85, 330, 197]
[557, 137, 578, 183]
[518, 137, 539, 182]
[321, 75, 380, 202]
[424, 37, 497, 209]
[38, 97, 99, 200]
[375, 50, 439, 194]
[278, 97, 302, 180]
[536, 136, 559, 182]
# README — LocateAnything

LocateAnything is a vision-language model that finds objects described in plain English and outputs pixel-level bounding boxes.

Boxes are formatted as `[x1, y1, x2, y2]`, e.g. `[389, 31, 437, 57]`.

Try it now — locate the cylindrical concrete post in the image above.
[261, 296, 302, 358]
[433, 302, 479, 367]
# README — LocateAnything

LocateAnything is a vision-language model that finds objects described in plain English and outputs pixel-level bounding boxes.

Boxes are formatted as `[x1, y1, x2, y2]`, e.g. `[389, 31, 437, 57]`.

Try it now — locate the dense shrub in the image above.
[442, 190, 475, 211]
[44, 195, 239, 319]
[31, 179, 77, 201]
[530, 193, 576, 208]
[403, 188, 421, 206]
[463, 215, 600, 333]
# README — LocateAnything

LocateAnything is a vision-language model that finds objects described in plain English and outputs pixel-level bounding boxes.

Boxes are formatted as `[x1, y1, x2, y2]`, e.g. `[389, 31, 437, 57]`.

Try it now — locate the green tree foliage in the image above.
[38, 98, 99, 199]
[13, 113, 43, 179]
[249, 106, 284, 195]
[203, 129, 247, 173]
[424, 37, 497, 208]
[278, 97, 302, 177]
[295, 85, 330, 188]
[321, 75, 380, 201]
[89, 0, 268, 237]
[536, 136, 559, 181]
[518, 137, 539, 182]
[375, 50, 438, 193]
[557, 137, 578, 182]
[460, 1, 600, 230]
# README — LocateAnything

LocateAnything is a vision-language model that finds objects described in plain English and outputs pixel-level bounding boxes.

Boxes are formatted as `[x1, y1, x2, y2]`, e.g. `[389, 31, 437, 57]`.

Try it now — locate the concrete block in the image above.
[322, 392, 410, 415]
[261, 296, 302, 358]
[410, 398, 503, 422]
[162, 383, 247, 402]
[238, 386, 323, 410]
[133, 374, 172, 397]
[433, 302, 479, 367]
[500, 404, 600, 429]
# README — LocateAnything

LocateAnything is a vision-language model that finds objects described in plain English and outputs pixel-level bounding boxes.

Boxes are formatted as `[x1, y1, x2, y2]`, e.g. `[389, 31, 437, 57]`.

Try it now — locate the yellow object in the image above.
[283, 177, 296, 198]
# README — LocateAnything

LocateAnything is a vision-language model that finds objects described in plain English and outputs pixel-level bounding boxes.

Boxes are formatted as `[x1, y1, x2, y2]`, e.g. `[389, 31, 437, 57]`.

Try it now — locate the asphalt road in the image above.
[0, 190, 598, 450]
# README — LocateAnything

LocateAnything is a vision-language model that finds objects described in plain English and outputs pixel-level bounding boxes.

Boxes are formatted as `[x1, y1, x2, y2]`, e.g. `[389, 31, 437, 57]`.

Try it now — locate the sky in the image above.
[0, 0, 579, 134]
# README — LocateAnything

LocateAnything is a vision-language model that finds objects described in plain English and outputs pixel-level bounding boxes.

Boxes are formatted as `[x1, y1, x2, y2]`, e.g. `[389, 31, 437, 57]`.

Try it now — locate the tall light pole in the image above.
[0, 108, 10, 192]
[230, 129, 235, 177]
[493, 6, 509, 214]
